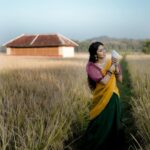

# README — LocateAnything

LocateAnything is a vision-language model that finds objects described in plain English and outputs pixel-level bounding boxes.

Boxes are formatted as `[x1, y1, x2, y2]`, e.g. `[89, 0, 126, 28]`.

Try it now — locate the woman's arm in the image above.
[100, 64, 115, 85]
[86, 62, 116, 85]
[86, 63, 103, 82]
[114, 64, 123, 83]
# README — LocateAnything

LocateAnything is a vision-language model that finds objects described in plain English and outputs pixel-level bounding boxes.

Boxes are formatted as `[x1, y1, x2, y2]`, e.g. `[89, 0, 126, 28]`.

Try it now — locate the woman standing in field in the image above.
[80, 42, 123, 150]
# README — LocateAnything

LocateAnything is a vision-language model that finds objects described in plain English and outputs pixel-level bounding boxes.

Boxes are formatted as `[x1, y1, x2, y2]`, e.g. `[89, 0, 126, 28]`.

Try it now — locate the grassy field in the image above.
[0, 53, 149, 150]
[0, 53, 91, 150]
[125, 55, 150, 150]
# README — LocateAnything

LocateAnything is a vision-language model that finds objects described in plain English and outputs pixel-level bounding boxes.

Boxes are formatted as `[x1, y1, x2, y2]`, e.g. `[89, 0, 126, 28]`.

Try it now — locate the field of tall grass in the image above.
[0, 53, 149, 150]
[126, 55, 150, 150]
[0, 54, 91, 150]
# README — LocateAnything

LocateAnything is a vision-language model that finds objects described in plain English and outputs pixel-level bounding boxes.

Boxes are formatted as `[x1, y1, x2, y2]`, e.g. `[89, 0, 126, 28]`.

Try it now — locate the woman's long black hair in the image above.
[87, 42, 104, 91]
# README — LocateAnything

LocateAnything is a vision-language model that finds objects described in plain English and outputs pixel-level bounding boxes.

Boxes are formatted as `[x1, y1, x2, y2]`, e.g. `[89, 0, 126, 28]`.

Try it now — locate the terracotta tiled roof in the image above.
[4, 34, 78, 48]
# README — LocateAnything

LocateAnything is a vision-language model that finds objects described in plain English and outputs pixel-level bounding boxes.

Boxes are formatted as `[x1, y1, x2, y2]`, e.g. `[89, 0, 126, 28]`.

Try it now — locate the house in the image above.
[4, 33, 78, 57]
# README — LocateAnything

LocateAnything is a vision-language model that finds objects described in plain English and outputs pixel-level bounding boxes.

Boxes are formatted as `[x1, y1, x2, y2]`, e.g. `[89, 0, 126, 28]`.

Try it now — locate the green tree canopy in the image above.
[142, 40, 150, 54]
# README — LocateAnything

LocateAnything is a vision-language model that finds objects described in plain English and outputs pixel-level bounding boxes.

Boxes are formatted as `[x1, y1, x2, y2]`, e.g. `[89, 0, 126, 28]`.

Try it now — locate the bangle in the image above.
[115, 73, 121, 77]
[115, 71, 120, 76]
[107, 70, 112, 76]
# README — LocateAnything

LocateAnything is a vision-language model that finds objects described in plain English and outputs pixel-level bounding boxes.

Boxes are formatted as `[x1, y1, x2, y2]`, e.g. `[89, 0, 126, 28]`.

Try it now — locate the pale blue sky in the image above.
[0, 0, 150, 45]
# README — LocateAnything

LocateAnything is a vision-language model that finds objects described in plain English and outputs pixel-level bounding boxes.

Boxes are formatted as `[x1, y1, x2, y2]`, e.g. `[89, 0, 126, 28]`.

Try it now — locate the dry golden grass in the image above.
[0, 52, 132, 149]
[126, 54, 150, 150]
[0, 54, 87, 68]
[0, 53, 92, 150]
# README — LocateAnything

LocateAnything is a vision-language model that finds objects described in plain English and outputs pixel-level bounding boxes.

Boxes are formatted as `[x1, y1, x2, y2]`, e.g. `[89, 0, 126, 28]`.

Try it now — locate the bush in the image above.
[142, 40, 150, 54]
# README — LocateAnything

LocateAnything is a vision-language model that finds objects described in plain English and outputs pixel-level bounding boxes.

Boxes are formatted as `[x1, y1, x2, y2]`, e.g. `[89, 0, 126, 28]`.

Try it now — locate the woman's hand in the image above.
[111, 57, 119, 65]
[115, 65, 120, 74]
[112, 57, 120, 73]
[109, 64, 115, 72]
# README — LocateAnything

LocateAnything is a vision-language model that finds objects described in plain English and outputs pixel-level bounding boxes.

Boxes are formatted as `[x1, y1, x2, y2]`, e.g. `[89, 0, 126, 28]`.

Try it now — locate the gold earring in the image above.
[95, 55, 98, 60]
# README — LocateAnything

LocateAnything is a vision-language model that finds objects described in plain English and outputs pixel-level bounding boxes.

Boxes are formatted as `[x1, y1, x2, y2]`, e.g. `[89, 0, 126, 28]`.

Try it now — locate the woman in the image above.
[80, 42, 123, 150]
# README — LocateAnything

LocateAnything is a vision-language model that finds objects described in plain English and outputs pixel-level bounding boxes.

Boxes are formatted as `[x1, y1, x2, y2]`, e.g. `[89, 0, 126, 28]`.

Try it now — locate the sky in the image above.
[0, 0, 150, 45]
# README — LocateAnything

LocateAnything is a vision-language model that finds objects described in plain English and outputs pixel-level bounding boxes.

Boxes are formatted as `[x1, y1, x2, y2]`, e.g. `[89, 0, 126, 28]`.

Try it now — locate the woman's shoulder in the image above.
[86, 61, 101, 70]
[86, 62, 93, 72]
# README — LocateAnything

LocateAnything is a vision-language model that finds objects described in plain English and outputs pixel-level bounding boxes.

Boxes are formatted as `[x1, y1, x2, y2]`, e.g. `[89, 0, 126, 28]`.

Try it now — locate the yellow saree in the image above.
[89, 59, 120, 120]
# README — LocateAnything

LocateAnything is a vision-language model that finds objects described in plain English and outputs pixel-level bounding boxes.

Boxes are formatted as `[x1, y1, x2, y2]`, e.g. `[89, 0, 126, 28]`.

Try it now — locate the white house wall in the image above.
[59, 46, 74, 57]
[6, 48, 11, 55]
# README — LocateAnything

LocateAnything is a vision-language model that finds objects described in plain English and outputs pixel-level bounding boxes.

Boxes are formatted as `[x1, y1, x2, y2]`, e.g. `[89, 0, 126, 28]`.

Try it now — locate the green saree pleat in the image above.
[79, 93, 121, 150]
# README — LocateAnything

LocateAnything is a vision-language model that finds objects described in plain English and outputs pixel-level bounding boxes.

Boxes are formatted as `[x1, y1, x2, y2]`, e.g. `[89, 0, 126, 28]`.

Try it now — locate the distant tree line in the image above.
[74, 36, 146, 53]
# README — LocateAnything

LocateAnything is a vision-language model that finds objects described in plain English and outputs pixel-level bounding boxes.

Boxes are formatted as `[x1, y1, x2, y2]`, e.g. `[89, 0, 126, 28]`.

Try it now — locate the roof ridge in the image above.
[3, 34, 25, 46]
[56, 34, 65, 45]
[30, 34, 39, 45]
[57, 33, 78, 46]
[31, 33, 57, 36]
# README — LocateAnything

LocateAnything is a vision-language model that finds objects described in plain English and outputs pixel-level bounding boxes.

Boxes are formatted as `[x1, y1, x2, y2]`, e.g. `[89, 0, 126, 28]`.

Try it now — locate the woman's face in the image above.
[97, 45, 106, 59]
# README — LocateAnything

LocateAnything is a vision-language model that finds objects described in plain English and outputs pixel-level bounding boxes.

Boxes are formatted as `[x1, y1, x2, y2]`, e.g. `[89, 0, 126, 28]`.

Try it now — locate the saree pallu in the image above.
[79, 59, 121, 150]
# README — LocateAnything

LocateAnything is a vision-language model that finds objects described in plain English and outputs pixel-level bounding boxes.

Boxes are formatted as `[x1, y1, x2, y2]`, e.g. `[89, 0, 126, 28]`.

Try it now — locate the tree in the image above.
[142, 40, 150, 54]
